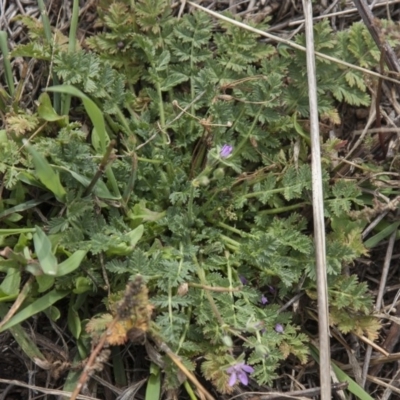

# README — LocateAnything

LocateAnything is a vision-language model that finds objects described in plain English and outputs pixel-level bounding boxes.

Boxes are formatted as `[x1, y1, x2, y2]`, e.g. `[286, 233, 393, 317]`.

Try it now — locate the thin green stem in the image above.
[156, 81, 166, 141]
[168, 284, 173, 328]
[37, 0, 52, 42]
[61, 0, 80, 115]
[193, 256, 225, 326]
[0, 31, 15, 96]
[37, 0, 60, 112]
[187, 184, 196, 227]
[243, 187, 284, 199]
[136, 157, 162, 164]
[217, 221, 251, 238]
[105, 167, 121, 198]
[183, 380, 198, 400]
[177, 306, 192, 354]
[259, 202, 309, 214]
[226, 252, 237, 327]
[219, 234, 240, 249]
[233, 107, 262, 156]
[83, 140, 116, 197]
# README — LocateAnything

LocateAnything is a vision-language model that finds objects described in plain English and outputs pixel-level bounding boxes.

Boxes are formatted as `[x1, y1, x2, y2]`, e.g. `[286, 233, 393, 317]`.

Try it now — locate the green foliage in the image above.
[1, 1, 391, 394]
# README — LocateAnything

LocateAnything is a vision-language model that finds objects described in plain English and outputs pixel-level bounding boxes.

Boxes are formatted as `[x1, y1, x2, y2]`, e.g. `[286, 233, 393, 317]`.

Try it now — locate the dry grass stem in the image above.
[301, 0, 331, 398]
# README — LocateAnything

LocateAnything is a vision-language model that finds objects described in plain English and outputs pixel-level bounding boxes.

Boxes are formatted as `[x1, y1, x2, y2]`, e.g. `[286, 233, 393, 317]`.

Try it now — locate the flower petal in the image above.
[241, 364, 254, 374]
[220, 144, 233, 158]
[238, 371, 249, 385]
[228, 371, 237, 386]
[261, 295, 268, 305]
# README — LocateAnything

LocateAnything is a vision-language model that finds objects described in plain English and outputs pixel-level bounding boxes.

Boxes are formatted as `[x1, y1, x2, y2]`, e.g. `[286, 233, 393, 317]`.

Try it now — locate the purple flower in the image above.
[220, 144, 233, 158]
[239, 275, 248, 285]
[226, 362, 254, 386]
[275, 323, 284, 333]
[261, 294, 268, 305]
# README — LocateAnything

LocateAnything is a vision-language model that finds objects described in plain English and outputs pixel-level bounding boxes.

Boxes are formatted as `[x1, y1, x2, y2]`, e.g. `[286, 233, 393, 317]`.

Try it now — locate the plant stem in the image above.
[122, 152, 137, 206]
[0, 31, 15, 96]
[83, 140, 116, 197]
[37, 0, 61, 112]
[187, 184, 196, 227]
[193, 256, 225, 326]
[61, 0, 80, 116]
[233, 107, 262, 156]
[156, 82, 166, 140]
[217, 221, 250, 237]
[259, 202, 309, 214]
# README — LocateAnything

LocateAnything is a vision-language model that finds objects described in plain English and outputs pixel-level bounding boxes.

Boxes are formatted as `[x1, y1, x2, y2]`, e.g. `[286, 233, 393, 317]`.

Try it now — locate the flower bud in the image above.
[198, 176, 210, 186]
[213, 168, 225, 179]
[177, 283, 188, 296]
[222, 335, 233, 348]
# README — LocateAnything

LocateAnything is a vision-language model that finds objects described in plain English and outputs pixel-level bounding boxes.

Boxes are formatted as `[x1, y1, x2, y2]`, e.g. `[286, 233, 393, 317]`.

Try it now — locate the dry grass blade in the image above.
[362, 217, 399, 386]
[301, 1, 330, 399]
[0, 378, 100, 400]
[185, 1, 400, 86]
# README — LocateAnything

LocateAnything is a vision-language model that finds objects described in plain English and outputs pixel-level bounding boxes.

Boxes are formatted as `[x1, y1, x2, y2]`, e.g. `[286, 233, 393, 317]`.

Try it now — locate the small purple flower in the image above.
[239, 275, 248, 285]
[275, 323, 284, 333]
[261, 294, 268, 305]
[220, 144, 233, 158]
[226, 362, 254, 386]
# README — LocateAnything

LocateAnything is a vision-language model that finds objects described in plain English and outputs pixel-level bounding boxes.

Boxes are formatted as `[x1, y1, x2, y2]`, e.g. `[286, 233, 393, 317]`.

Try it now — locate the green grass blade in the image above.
[331, 362, 374, 400]
[364, 221, 400, 248]
[47, 85, 109, 152]
[0, 194, 53, 220]
[0, 303, 47, 363]
[309, 344, 374, 400]
[0, 269, 21, 301]
[47, 85, 122, 198]
[61, 0, 80, 116]
[112, 346, 127, 387]
[37, 92, 67, 123]
[23, 140, 67, 202]
[0, 228, 36, 235]
[36, 0, 60, 111]
[145, 363, 161, 400]
[56, 250, 87, 277]
[0, 289, 69, 332]
[59, 167, 120, 200]
[0, 31, 15, 96]
[33, 226, 58, 276]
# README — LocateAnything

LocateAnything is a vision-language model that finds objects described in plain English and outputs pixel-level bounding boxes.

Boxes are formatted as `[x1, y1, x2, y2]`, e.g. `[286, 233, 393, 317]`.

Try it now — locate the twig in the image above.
[0, 379, 99, 400]
[352, 331, 389, 356]
[0, 275, 35, 331]
[122, 152, 138, 206]
[83, 140, 116, 197]
[69, 318, 118, 400]
[280, 0, 400, 29]
[302, 1, 330, 399]
[151, 335, 216, 400]
[367, 374, 400, 395]
[228, 382, 348, 399]
[341, 99, 376, 163]
[362, 214, 399, 386]
[353, 0, 400, 76]
[278, 293, 304, 313]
